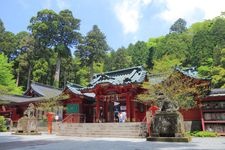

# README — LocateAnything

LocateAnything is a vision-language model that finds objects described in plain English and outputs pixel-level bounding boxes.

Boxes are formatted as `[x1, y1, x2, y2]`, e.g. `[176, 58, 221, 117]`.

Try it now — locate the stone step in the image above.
[60, 127, 140, 131]
[58, 133, 140, 137]
[59, 130, 140, 134]
[59, 130, 141, 134]
[58, 133, 141, 138]
[61, 123, 141, 128]
[58, 122, 146, 138]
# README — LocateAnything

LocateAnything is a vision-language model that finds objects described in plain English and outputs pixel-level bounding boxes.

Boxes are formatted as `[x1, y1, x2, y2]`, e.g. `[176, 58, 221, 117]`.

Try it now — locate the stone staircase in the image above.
[57, 122, 147, 138]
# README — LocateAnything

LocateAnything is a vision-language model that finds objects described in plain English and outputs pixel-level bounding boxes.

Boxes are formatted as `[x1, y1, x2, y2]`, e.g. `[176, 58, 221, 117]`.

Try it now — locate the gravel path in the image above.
[0, 132, 225, 150]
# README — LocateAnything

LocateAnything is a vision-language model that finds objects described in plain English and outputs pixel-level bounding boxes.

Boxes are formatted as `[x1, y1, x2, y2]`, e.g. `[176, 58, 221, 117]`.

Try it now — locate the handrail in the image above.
[62, 113, 86, 123]
[142, 116, 146, 123]
[62, 113, 74, 123]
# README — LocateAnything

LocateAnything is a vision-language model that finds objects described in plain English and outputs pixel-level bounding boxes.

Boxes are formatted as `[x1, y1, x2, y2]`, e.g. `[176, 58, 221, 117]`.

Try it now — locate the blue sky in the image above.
[0, 0, 225, 50]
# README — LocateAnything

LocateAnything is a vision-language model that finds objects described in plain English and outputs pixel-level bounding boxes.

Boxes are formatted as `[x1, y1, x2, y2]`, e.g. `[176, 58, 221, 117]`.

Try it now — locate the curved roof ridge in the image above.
[93, 66, 143, 77]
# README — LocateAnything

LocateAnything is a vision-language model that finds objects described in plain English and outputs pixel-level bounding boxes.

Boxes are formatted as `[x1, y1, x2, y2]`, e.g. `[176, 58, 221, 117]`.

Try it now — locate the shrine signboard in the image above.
[67, 104, 79, 113]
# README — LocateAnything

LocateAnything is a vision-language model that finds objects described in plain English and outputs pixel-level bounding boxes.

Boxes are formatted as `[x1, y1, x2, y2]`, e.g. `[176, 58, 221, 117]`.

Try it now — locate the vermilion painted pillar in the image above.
[105, 98, 109, 122]
[131, 101, 136, 122]
[126, 94, 131, 122]
[199, 103, 205, 131]
[47, 112, 54, 134]
[96, 96, 100, 123]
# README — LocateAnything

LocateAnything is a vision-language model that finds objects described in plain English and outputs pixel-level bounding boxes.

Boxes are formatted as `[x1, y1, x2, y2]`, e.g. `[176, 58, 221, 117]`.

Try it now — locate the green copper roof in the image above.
[88, 66, 147, 87]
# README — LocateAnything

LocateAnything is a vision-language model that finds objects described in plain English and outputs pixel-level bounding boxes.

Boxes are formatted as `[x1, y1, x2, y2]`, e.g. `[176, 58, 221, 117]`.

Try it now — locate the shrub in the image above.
[0, 116, 7, 132]
[186, 131, 218, 137]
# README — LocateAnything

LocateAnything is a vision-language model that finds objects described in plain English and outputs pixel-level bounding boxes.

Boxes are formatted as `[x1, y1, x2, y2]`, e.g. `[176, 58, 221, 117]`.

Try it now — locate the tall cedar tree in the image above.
[76, 25, 109, 80]
[28, 9, 81, 87]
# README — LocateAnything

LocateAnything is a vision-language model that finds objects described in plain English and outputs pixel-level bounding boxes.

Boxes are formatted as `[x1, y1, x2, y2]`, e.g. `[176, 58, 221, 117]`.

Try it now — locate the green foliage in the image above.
[93, 62, 104, 74]
[187, 131, 218, 137]
[0, 19, 5, 34]
[0, 31, 17, 60]
[2, 10, 225, 91]
[127, 41, 149, 67]
[152, 55, 181, 74]
[211, 66, 225, 88]
[76, 25, 109, 79]
[136, 81, 158, 102]
[32, 58, 49, 82]
[197, 58, 213, 77]
[28, 9, 81, 87]
[37, 95, 67, 112]
[63, 57, 89, 86]
[188, 20, 212, 34]
[158, 71, 210, 108]
[0, 54, 22, 94]
[154, 32, 192, 62]
[138, 69, 210, 109]
[104, 48, 132, 71]
[0, 116, 7, 132]
[170, 18, 187, 33]
[146, 36, 164, 48]
[146, 47, 154, 69]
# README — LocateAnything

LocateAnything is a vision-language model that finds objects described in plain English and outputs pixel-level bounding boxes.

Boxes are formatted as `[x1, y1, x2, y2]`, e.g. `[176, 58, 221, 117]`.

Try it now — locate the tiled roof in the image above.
[88, 66, 147, 87]
[25, 82, 62, 98]
[66, 85, 82, 95]
[67, 82, 84, 88]
[65, 85, 95, 98]
[208, 88, 225, 96]
[175, 67, 210, 80]
[0, 95, 44, 103]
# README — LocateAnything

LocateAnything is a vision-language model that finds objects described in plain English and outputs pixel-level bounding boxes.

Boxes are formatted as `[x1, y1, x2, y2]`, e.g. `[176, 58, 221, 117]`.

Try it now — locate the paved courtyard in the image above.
[0, 132, 225, 150]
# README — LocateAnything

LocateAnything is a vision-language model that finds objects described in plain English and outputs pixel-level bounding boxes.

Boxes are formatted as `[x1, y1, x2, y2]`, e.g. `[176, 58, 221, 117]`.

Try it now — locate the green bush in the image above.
[0, 116, 7, 132]
[186, 131, 218, 137]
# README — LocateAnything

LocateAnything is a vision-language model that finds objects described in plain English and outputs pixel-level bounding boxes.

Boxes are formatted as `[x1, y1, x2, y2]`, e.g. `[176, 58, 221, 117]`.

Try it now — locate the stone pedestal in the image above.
[150, 111, 185, 137]
[147, 111, 191, 142]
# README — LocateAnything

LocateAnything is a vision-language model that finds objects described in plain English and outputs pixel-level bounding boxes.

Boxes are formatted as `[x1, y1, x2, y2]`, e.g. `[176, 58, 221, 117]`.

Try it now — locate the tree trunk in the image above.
[26, 64, 32, 90]
[54, 56, 61, 88]
[63, 72, 67, 88]
[89, 61, 94, 81]
[16, 69, 20, 86]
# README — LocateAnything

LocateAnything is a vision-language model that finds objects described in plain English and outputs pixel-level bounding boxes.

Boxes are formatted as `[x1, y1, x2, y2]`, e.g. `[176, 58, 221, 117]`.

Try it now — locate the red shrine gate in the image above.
[63, 66, 148, 123]
[83, 83, 146, 123]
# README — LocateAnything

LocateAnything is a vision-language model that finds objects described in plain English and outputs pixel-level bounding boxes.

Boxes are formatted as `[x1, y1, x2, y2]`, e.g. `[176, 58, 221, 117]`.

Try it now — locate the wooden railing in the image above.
[62, 113, 86, 123]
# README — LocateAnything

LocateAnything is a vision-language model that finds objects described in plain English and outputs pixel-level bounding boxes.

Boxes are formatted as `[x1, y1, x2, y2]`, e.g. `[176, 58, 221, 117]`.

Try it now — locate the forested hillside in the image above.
[0, 9, 225, 94]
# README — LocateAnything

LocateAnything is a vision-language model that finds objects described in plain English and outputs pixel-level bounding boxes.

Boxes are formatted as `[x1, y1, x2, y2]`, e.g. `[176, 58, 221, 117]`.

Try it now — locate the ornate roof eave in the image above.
[80, 81, 143, 92]
[175, 67, 211, 81]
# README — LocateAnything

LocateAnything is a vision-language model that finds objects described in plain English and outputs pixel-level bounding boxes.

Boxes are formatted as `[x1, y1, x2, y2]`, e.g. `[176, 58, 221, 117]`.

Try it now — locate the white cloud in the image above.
[41, 0, 70, 10]
[114, 0, 152, 34]
[158, 0, 225, 24]
[56, 0, 71, 10]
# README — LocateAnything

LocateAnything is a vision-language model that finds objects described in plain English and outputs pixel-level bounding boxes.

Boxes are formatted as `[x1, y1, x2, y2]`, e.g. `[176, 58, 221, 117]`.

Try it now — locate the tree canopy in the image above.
[1, 9, 225, 104]
[76, 25, 109, 79]
[0, 54, 22, 95]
